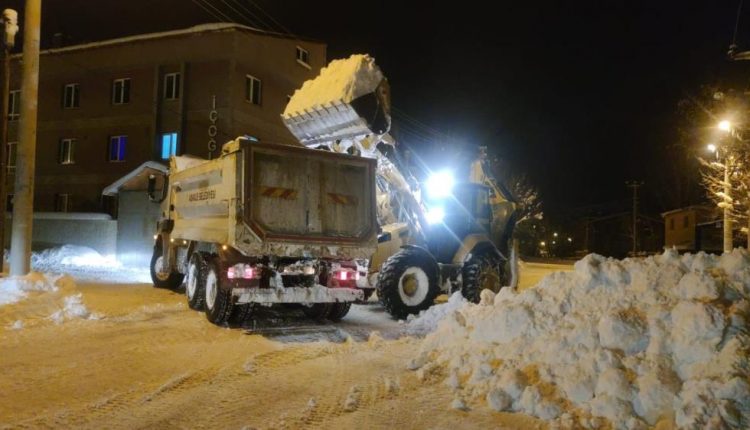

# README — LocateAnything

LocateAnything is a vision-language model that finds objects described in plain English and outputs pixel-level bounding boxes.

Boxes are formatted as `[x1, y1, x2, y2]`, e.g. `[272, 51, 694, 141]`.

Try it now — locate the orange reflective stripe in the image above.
[327, 193, 357, 205]
[260, 187, 298, 200]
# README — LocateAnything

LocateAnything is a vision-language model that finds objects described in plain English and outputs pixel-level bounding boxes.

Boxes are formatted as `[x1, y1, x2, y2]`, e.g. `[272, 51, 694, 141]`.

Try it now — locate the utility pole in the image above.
[0, 9, 18, 274]
[626, 181, 644, 257]
[9, 0, 41, 276]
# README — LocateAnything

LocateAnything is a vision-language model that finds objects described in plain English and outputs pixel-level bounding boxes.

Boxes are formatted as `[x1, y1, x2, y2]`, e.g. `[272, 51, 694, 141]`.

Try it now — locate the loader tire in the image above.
[377, 247, 440, 320]
[462, 253, 504, 304]
[302, 303, 331, 320]
[185, 253, 208, 310]
[327, 302, 352, 321]
[203, 258, 233, 325]
[150, 241, 185, 290]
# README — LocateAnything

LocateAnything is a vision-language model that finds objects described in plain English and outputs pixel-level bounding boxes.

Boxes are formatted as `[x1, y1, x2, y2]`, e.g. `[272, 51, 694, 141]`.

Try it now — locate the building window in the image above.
[296, 46, 310, 66]
[683, 215, 689, 229]
[63, 83, 80, 108]
[112, 78, 131, 104]
[55, 194, 70, 212]
[670, 218, 675, 231]
[109, 135, 127, 162]
[7, 141, 16, 172]
[59, 138, 75, 164]
[245, 75, 261, 105]
[160, 132, 178, 159]
[8, 90, 19, 119]
[164, 73, 180, 100]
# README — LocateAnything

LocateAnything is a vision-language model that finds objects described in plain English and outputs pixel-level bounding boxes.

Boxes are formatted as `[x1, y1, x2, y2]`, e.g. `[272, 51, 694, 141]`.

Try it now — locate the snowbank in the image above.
[406, 291, 468, 336]
[0, 272, 66, 306]
[283, 54, 384, 116]
[409, 250, 750, 429]
[31, 245, 150, 284]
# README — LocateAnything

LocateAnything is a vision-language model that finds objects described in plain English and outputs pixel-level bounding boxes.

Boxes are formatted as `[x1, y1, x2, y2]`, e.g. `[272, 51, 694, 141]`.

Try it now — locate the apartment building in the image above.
[6, 23, 326, 212]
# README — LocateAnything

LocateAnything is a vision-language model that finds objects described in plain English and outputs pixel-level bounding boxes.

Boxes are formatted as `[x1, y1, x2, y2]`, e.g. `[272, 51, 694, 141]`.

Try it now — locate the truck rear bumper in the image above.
[233, 285, 364, 304]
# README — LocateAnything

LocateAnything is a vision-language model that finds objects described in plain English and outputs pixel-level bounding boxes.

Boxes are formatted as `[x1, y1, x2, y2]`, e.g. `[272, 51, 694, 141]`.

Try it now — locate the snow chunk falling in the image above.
[410, 251, 750, 429]
[0, 272, 63, 306]
[283, 54, 384, 117]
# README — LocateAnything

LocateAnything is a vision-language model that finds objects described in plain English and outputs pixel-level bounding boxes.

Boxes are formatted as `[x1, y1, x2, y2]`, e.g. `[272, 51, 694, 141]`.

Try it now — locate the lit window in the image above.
[63, 83, 80, 108]
[59, 138, 75, 164]
[8, 90, 19, 119]
[161, 132, 178, 159]
[245, 75, 261, 105]
[55, 193, 70, 212]
[109, 135, 127, 162]
[296, 46, 310, 66]
[7, 141, 16, 172]
[164, 73, 180, 100]
[112, 78, 131, 104]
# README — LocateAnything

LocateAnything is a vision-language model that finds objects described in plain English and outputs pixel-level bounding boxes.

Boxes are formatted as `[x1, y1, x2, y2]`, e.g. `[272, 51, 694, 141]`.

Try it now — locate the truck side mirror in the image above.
[147, 173, 168, 203]
[147, 174, 156, 199]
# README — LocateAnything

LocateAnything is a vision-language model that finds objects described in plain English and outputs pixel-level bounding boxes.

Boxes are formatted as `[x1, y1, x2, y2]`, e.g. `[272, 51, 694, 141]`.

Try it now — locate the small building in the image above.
[6, 23, 326, 214]
[661, 205, 722, 252]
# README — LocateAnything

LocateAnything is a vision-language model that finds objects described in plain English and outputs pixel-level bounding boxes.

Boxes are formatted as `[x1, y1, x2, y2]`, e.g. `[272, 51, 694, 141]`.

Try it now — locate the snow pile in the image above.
[0, 272, 65, 306]
[32, 245, 119, 269]
[283, 54, 384, 116]
[409, 250, 750, 429]
[31, 245, 151, 284]
[406, 291, 468, 336]
[48, 294, 98, 324]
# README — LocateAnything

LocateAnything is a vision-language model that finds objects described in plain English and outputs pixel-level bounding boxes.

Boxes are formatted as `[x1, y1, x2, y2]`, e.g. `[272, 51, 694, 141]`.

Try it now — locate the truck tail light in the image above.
[228, 264, 257, 280]
[339, 271, 348, 281]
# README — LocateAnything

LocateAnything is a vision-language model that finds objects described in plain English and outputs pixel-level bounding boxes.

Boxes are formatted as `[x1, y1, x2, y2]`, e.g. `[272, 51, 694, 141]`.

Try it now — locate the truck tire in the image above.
[229, 303, 254, 326]
[377, 247, 440, 320]
[462, 253, 503, 303]
[150, 241, 185, 290]
[185, 253, 207, 310]
[327, 302, 351, 321]
[203, 258, 233, 325]
[302, 303, 331, 320]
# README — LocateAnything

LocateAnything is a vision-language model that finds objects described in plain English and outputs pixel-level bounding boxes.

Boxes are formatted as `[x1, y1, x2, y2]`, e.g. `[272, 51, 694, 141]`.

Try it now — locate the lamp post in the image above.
[710, 122, 734, 253]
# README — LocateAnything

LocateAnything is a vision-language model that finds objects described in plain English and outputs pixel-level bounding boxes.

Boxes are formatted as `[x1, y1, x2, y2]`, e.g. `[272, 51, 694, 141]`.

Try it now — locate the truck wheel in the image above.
[203, 258, 233, 325]
[327, 302, 351, 321]
[150, 242, 185, 290]
[229, 303, 254, 326]
[462, 254, 503, 303]
[377, 247, 439, 320]
[185, 253, 207, 310]
[302, 303, 331, 320]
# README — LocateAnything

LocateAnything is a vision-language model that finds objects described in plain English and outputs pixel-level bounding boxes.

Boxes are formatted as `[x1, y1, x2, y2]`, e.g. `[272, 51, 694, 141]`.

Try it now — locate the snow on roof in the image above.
[660, 205, 714, 217]
[283, 54, 384, 117]
[35, 23, 321, 56]
[102, 161, 167, 196]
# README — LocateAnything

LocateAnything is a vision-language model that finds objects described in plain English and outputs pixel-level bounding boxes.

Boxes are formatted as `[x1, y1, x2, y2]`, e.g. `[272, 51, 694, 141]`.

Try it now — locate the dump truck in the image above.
[148, 138, 378, 325]
[282, 54, 519, 319]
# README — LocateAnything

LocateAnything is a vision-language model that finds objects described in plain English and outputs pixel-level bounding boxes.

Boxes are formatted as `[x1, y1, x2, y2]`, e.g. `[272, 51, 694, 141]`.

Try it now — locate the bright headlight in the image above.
[425, 207, 445, 224]
[426, 170, 454, 198]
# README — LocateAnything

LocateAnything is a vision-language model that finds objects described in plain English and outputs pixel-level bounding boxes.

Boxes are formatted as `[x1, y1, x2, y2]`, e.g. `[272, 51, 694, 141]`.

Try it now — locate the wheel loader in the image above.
[282, 54, 519, 319]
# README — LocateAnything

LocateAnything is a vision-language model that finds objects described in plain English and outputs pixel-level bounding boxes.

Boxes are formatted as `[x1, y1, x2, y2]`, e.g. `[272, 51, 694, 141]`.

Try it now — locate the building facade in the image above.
[6, 23, 326, 213]
[662, 205, 722, 252]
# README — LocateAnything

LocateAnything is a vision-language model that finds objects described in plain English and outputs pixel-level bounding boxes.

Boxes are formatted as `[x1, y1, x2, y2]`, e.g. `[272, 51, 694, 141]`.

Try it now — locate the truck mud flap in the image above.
[233, 286, 363, 304]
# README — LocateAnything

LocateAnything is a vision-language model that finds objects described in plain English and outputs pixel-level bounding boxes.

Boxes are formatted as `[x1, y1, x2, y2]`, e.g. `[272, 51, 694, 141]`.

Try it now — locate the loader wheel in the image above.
[150, 241, 185, 290]
[327, 302, 352, 321]
[203, 258, 233, 325]
[302, 303, 331, 320]
[185, 253, 207, 310]
[462, 253, 504, 303]
[377, 247, 440, 320]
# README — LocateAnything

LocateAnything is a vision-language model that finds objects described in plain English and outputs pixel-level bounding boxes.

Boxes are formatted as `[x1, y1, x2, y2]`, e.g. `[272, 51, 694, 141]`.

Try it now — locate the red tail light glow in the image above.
[339, 271, 348, 281]
[227, 267, 237, 279]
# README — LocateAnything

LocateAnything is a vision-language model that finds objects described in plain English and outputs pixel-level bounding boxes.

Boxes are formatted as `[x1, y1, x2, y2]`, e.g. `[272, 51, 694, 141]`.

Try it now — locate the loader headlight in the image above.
[425, 206, 445, 224]
[425, 170, 454, 198]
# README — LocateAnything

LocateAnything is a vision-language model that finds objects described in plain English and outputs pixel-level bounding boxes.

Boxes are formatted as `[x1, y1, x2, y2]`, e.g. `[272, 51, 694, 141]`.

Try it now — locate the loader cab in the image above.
[423, 181, 493, 263]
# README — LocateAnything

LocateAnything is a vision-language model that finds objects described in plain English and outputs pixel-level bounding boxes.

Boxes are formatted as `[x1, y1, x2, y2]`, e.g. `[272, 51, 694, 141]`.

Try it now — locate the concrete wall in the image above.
[4, 213, 117, 256]
[116, 191, 162, 267]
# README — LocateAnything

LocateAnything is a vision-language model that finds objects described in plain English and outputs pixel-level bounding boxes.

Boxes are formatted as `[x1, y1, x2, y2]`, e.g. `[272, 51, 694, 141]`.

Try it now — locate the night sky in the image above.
[8, 0, 750, 218]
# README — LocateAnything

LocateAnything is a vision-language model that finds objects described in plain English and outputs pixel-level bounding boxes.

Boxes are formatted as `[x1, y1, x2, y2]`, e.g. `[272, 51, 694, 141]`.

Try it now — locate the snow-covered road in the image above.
[0, 255, 566, 429]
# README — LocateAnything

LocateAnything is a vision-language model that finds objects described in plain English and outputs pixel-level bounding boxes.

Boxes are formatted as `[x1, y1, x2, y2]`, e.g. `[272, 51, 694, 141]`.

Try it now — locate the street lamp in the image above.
[719, 120, 732, 132]
[707, 143, 717, 153]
